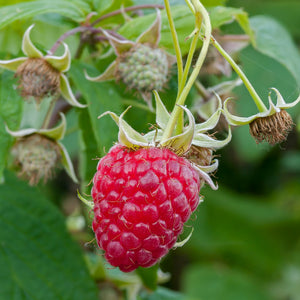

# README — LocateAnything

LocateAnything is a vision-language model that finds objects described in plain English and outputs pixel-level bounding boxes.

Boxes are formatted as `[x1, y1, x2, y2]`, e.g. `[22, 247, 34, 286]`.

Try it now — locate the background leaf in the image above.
[0, 172, 98, 300]
[182, 264, 271, 300]
[118, 5, 251, 56]
[0, 0, 92, 29]
[0, 71, 23, 182]
[69, 61, 123, 189]
[250, 15, 300, 86]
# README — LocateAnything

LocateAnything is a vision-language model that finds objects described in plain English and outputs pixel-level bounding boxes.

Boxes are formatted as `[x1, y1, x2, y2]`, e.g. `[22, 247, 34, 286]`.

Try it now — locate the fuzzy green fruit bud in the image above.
[13, 134, 61, 185]
[117, 44, 169, 93]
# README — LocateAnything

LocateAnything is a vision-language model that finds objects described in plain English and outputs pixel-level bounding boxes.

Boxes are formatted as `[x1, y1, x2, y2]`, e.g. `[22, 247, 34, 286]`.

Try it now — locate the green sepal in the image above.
[5, 113, 66, 141]
[77, 190, 94, 209]
[103, 30, 135, 55]
[153, 90, 170, 130]
[136, 9, 161, 47]
[161, 105, 195, 155]
[193, 125, 232, 149]
[45, 43, 71, 72]
[59, 142, 78, 183]
[60, 74, 87, 108]
[193, 165, 218, 190]
[195, 93, 222, 132]
[84, 61, 117, 82]
[99, 108, 150, 149]
[224, 88, 300, 126]
[0, 57, 27, 71]
[173, 227, 194, 248]
[22, 24, 43, 58]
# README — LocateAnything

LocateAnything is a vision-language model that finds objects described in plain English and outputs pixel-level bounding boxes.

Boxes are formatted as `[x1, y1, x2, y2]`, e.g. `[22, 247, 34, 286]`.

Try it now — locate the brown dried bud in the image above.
[15, 58, 60, 103]
[185, 145, 213, 167]
[249, 110, 294, 145]
[13, 134, 61, 185]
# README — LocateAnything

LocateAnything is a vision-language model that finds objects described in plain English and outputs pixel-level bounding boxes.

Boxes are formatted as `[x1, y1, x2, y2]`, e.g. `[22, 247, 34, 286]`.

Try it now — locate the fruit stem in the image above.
[161, 0, 211, 143]
[164, 0, 183, 85]
[41, 97, 57, 129]
[211, 37, 268, 112]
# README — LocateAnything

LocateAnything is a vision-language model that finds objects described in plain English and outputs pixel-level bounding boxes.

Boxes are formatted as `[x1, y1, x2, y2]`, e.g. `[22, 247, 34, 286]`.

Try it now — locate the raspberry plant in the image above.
[0, 0, 300, 299]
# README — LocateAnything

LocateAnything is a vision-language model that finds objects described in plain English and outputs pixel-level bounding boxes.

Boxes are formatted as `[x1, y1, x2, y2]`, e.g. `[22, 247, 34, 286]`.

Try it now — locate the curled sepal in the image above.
[40, 113, 66, 140]
[99, 108, 150, 149]
[195, 93, 222, 132]
[161, 106, 195, 155]
[193, 125, 232, 149]
[136, 9, 161, 47]
[224, 88, 300, 126]
[154, 90, 170, 130]
[173, 227, 194, 249]
[60, 74, 87, 108]
[45, 43, 71, 72]
[196, 159, 219, 173]
[193, 165, 218, 190]
[22, 24, 43, 58]
[84, 61, 117, 82]
[6, 113, 66, 141]
[224, 97, 279, 126]
[102, 30, 135, 55]
[271, 88, 300, 109]
[0, 57, 27, 71]
[77, 190, 94, 209]
[59, 142, 78, 183]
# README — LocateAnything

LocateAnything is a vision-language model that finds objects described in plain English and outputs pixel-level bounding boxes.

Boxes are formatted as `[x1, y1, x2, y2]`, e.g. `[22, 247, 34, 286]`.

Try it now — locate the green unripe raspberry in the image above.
[118, 44, 169, 93]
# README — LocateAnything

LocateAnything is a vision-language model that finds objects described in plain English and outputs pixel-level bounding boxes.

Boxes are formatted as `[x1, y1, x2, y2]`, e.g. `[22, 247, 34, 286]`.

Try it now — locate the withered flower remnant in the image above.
[0, 25, 85, 107]
[224, 88, 300, 144]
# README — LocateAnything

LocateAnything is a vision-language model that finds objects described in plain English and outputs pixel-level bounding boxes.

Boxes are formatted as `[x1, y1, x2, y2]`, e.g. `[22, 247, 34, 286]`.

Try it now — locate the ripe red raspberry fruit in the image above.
[91, 144, 201, 272]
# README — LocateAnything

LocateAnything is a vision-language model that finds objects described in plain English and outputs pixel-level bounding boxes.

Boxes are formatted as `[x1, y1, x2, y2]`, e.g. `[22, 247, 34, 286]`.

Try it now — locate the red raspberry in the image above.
[91, 144, 201, 272]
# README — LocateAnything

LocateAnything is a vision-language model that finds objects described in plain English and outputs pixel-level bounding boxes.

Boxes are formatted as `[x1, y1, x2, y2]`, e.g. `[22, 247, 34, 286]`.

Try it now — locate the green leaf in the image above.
[0, 71, 23, 182]
[118, 5, 252, 56]
[69, 61, 123, 188]
[136, 264, 159, 291]
[140, 286, 192, 300]
[250, 15, 300, 86]
[182, 264, 271, 300]
[0, 0, 92, 29]
[187, 186, 295, 276]
[0, 172, 98, 299]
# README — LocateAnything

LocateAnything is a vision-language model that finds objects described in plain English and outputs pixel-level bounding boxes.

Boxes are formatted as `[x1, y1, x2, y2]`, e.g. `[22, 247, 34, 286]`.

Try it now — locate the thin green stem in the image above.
[212, 37, 268, 112]
[161, 0, 211, 143]
[41, 98, 57, 129]
[179, 27, 201, 94]
[195, 80, 210, 98]
[164, 0, 183, 84]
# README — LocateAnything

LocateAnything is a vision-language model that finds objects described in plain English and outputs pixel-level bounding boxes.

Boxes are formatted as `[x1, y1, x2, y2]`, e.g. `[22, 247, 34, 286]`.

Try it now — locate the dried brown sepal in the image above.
[15, 58, 60, 103]
[184, 145, 213, 167]
[249, 110, 294, 145]
[13, 134, 61, 185]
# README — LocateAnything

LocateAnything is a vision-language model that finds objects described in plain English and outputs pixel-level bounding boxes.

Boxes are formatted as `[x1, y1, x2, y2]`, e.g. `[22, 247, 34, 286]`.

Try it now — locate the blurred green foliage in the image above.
[0, 0, 299, 299]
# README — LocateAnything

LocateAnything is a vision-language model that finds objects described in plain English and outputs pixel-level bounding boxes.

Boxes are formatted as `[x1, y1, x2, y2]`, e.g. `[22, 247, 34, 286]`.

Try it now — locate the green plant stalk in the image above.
[212, 37, 268, 112]
[164, 0, 183, 85]
[175, 22, 201, 136]
[41, 97, 57, 129]
[161, 0, 211, 143]
[179, 27, 201, 95]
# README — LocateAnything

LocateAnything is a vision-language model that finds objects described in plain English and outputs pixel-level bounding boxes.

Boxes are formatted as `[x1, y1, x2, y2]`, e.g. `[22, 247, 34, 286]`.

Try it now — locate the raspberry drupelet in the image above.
[91, 144, 201, 272]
